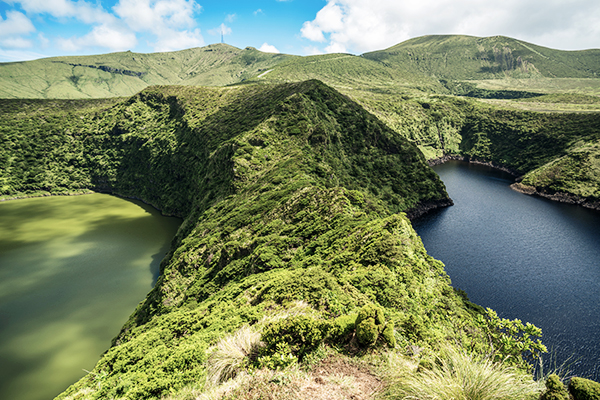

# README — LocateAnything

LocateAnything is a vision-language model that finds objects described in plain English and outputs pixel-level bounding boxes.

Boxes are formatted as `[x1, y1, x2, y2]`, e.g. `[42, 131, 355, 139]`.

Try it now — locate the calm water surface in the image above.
[414, 161, 600, 380]
[0, 194, 181, 400]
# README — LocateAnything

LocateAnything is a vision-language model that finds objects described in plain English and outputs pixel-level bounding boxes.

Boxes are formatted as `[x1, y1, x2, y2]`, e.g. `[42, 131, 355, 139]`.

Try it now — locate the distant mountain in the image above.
[363, 35, 600, 80]
[2, 35, 599, 99]
[0, 44, 294, 99]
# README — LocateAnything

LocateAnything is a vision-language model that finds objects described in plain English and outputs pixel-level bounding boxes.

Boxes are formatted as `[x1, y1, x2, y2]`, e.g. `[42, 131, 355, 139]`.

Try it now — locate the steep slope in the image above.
[0, 81, 546, 400]
[363, 35, 600, 80]
[0, 81, 449, 214]
[0, 44, 293, 99]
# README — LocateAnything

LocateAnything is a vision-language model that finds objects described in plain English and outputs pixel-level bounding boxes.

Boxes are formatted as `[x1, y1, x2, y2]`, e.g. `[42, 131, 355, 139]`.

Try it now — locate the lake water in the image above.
[413, 161, 600, 380]
[0, 194, 181, 400]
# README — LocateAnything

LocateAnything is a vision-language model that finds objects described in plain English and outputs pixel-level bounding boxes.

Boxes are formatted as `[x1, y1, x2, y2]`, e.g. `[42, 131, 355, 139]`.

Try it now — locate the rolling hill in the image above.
[3, 35, 600, 100]
[363, 35, 600, 80]
[0, 44, 293, 99]
[4, 81, 529, 400]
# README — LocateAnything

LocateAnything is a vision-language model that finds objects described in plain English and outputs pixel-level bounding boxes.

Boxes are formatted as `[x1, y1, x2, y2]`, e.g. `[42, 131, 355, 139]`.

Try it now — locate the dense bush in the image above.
[541, 374, 570, 400]
[355, 304, 395, 348]
[569, 377, 600, 400]
[260, 315, 328, 366]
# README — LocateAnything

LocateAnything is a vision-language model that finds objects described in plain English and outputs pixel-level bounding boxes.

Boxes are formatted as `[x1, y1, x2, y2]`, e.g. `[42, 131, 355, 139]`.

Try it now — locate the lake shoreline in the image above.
[510, 182, 600, 211]
[0, 189, 95, 202]
[414, 160, 600, 381]
[0, 189, 184, 219]
[427, 155, 600, 212]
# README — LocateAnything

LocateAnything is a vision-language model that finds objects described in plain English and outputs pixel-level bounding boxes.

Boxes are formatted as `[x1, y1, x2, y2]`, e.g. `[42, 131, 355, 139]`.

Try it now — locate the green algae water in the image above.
[0, 194, 181, 400]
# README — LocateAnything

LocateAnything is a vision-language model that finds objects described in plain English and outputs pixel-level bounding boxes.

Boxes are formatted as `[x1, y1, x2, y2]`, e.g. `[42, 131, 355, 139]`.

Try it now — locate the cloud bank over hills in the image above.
[301, 0, 600, 54]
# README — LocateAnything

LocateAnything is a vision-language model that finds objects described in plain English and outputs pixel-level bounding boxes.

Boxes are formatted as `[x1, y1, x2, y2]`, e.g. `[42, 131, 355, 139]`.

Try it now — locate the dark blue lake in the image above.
[414, 160, 600, 380]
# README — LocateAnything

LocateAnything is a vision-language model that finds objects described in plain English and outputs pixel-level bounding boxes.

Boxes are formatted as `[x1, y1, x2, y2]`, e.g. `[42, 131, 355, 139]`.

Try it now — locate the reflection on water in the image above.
[0, 194, 181, 400]
[414, 161, 600, 380]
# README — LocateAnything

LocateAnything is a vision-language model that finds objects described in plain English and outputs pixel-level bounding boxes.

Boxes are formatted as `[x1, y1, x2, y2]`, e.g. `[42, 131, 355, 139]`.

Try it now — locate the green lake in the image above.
[0, 194, 182, 400]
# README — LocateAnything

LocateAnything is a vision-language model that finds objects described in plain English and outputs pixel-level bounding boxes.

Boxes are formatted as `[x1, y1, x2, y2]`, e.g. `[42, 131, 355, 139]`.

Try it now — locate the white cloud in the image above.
[301, 1, 344, 43]
[154, 29, 203, 52]
[0, 11, 36, 38]
[258, 43, 279, 53]
[225, 13, 236, 23]
[9, 0, 115, 24]
[112, 0, 203, 51]
[302, 46, 324, 56]
[3, 0, 206, 56]
[85, 25, 138, 51]
[301, 0, 600, 53]
[325, 41, 347, 54]
[57, 25, 137, 52]
[7, 0, 138, 51]
[38, 32, 49, 48]
[114, 0, 200, 32]
[1, 37, 34, 48]
[0, 48, 47, 61]
[208, 23, 232, 36]
[253, 9, 263, 16]
[0, 11, 36, 48]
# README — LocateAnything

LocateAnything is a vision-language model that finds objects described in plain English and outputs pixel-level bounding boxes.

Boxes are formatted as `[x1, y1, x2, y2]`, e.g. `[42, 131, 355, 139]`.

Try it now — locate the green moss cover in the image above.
[570, 377, 600, 400]
[541, 374, 570, 400]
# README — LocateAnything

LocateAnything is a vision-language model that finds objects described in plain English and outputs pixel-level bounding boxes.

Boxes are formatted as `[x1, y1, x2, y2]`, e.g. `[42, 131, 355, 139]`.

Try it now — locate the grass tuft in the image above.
[383, 347, 542, 400]
[206, 325, 263, 385]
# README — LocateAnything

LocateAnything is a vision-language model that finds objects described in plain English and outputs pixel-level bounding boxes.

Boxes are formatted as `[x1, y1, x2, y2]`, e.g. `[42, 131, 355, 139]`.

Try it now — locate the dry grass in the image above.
[379, 347, 543, 400]
[164, 354, 383, 400]
[205, 325, 263, 386]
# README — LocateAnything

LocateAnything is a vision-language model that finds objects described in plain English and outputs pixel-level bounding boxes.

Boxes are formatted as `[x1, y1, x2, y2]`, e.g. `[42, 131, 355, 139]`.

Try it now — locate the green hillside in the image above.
[5, 34, 600, 101]
[363, 35, 600, 80]
[1, 81, 551, 400]
[252, 52, 442, 93]
[0, 44, 293, 99]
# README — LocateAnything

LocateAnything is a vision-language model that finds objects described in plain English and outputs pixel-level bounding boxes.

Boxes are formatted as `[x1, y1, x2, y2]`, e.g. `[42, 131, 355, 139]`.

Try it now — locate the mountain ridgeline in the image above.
[0, 81, 449, 215]
[2, 35, 600, 99]
[0, 44, 294, 99]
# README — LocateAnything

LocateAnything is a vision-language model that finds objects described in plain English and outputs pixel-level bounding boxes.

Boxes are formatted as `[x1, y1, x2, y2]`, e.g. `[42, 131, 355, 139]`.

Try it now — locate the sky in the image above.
[1, 0, 600, 62]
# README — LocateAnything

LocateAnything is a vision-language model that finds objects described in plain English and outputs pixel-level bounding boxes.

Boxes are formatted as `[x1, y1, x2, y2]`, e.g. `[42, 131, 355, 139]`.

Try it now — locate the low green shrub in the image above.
[569, 377, 600, 400]
[381, 321, 396, 348]
[356, 317, 379, 347]
[355, 304, 395, 348]
[259, 315, 328, 368]
[327, 313, 357, 343]
[540, 374, 570, 400]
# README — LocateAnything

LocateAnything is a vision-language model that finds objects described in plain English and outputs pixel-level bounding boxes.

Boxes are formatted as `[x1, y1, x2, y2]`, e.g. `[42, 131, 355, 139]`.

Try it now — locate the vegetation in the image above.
[3, 33, 600, 399]
[4, 34, 600, 101]
[363, 35, 600, 80]
[540, 374, 570, 400]
[0, 44, 293, 99]
[1, 81, 551, 399]
[569, 377, 600, 400]
[381, 347, 543, 400]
